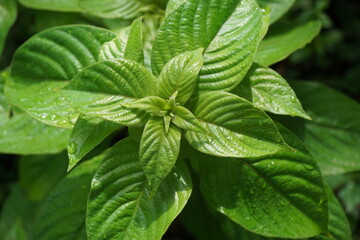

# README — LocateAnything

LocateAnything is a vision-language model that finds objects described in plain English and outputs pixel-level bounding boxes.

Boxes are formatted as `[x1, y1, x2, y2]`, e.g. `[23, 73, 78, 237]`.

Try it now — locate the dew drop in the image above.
[68, 142, 78, 154]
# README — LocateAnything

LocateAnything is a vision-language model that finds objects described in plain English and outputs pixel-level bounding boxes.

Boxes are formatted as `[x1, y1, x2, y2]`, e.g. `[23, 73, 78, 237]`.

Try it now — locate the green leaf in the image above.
[142, 14, 163, 70]
[140, 117, 182, 190]
[128, 126, 144, 142]
[122, 96, 168, 116]
[0, 70, 11, 124]
[87, 137, 192, 240]
[232, 63, 310, 119]
[158, 49, 204, 104]
[165, 0, 186, 16]
[152, 0, 264, 91]
[284, 81, 360, 175]
[99, 27, 130, 61]
[255, 20, 322, 66]
[62, 59, 158, 126]
[18, 0, 81, 12]
[256, 0, 295, 24]
[19, 153, 68, 202]
[7, 25, 116, 128]
[191, 124, 328, 238]
[79, 0, 143, 19]
[68, 115, 123, 171]
[173, 106, 207, 133]
[0, 0, 17, 56]
[185, 91, 288, 158]
[33, 154, 103, 240]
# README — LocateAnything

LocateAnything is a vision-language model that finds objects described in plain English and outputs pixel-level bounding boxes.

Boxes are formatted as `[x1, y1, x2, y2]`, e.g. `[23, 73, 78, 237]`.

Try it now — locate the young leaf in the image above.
[152, 0, 264, 91]
[0, 0, 17, 56]
[191, 125, 328, 238]
[18, 0, 81, 12]
[7, 25, 116, 128]
[67, 115, 123, 171]
[173, 106, 207, 133]
[62, 59, 158, 126]
[140, 117, 182, 190]
[232, 63, 310, 119]
[33, 154, 103, 240]
[99, 17, 144, 64]
[255, 20, 322, 66]
[256, 0, 295, 24]
[158, 49, 204, 104]
[283, 81, 360, 175]
[87, 138, 192, 240]
[185, 91, 288, 158]
[122, 96, 168, 116]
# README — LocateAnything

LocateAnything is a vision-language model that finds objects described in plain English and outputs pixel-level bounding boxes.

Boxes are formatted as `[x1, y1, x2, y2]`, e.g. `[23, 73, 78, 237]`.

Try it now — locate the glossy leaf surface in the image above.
[87, 138, 192, 240]
[152, 0, 263, 91]
[185, 91, 287, 158]
[256, 0, 295, 24]
[232, 63, 309, 119]
[33, 154, 103, 240]
[7, 25, 116, 128]
[0, 0, 17, 56]
[255, 20, 321, 66]
[140, 117, 181, 190]
[191, 124, 328, 238]
[63, 59, 158, 126]
[173, 106, 207, 133]
[158, 49, 203, 104]
[68, 115, 122, 171]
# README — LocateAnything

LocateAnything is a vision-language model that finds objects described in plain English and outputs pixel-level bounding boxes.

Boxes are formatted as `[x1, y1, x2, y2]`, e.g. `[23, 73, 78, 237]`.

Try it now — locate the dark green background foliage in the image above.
[0, 0, 359, 239]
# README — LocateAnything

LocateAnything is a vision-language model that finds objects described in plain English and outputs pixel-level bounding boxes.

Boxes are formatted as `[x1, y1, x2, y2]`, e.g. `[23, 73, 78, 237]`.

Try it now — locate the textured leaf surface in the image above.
[68, 115, 122, 171]
[0, 0, 17, 56]
[33, 154, 103, 240]
[232, 63, 309, 119]
[140, 117, 181, 190]
[63, 59, 158, 126]
[152, 0, 263, 91]
[158, 49, 203, 104]
[142, 14, 163, 70]
[256, 0, 295, 24]
[255, 20, 321, 66]
[185, 91, 287, 158]
[191, 124, 328, 238]
[19, 153, 68, 202]
[7, 25, 116, 128]
[124, 18, 144, 64]
[99, 27, 130, 61]
[173, 106, 206, 133]
[287, 81, 360, 175]
[87, 138, 192, 240]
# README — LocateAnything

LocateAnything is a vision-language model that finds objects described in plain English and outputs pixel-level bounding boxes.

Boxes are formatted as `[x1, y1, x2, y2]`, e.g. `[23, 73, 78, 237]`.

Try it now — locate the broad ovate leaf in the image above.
[0, 0, 17, 56]
[87, 138, 192, 240]
[62, 59, 158, 126]
[152, 0, 264, 91]
[33, 154, 103, 240]
[286, 81, 360, 175]
[256, 0, 295, 24]
[7, 25, 116, 128]
[191, 124, 328, 238]
[185, 91, 288, 158]
[158, 49, 204, 104]
[255, 20, 321, 66]
[68, 115, 123, 171]
[140, 117, 181, 190]
[232, 63, 310, 119]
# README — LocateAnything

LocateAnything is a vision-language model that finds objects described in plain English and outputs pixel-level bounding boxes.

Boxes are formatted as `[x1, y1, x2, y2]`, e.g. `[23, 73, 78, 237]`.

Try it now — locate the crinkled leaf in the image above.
[122, 96, 168, 116]
[33, 154, 103, 240]
[191, 124, 328, 238]
[7, 25, 116, 128]
[62, 59, 158, 126]
[152, 0, 263, 91]
[232, 63, 310, 119]
[19, 153, 68, 202]
[140, 117, 181, 190]
[185, 91, 288, 158]
[255, 20, 321, 66]
[0, 0, 17, 56]
[173, 106, 207, 133]
[158, 49, 204, 104]
[99, 27, 130, 61]
[256, 0, 295, 24]
[87, 137, 192, 240]
[283, 81, 360, 175]
[165, 0, 186, 15]
[68, 115, 123, 171]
